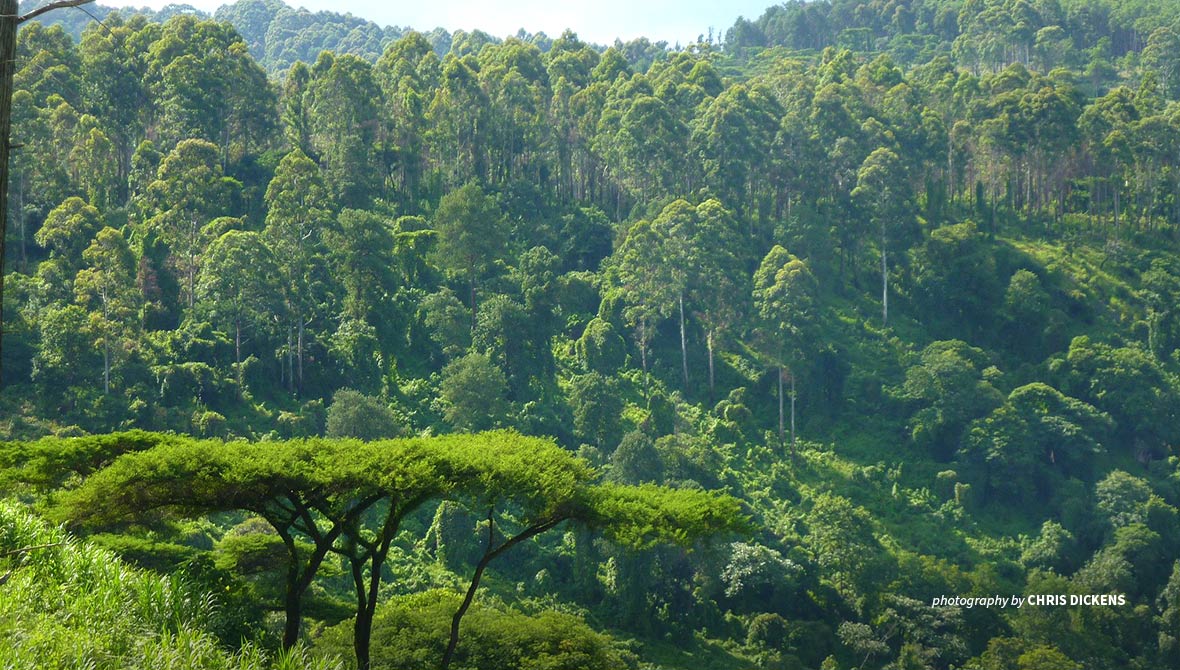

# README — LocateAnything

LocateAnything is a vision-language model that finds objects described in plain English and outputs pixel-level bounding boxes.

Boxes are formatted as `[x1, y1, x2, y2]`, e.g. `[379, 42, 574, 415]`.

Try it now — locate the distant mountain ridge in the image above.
[18, 0, 420, 72]
[17, 0, 672, 73]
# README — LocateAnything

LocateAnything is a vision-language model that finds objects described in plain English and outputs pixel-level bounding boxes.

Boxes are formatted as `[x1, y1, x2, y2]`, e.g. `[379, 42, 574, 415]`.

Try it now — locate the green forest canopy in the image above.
[4, 0, 1180, 668]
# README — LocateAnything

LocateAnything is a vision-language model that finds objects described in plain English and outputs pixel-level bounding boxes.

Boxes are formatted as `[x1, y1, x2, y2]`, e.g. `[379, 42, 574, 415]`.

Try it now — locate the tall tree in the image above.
[196, 230, 280, 389]
[144, 138, 238, 309]
[305, 52, 381, 207]
[73, 227, 139, 395]
[431, 182, 505, 324]
[851, 147, 914, 326]
[263, 148, 335, 393]
[752, 245, 818, 451]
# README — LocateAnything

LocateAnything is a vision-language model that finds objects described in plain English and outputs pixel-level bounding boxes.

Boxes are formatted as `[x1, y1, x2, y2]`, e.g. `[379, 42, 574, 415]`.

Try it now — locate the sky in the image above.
[98, 0, 775, 45]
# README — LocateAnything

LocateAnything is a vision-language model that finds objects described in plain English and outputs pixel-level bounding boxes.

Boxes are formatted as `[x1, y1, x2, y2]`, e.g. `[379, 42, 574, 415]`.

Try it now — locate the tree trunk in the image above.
[297, 318, 304, 393]
[234, 318, 243, 391]
[777, 366, 784, 445]
[286, 326, 295, 392]
[280, 531, 304, 650]
[790, 372, 797, 455]
[880, 237, 888, 327]
[469, 281, 478, 330]
[1114, 182, 1120, 228]
[349, 557, 375, 670]
[348, 505, 404, 670]
[638, 318, 649, 396]
[678, 293, 688, 390]
[188, 217, 197, 309]
[706, 329, 715, 400]
[101, 338, 110, 394]
[442, 513, 561, 670]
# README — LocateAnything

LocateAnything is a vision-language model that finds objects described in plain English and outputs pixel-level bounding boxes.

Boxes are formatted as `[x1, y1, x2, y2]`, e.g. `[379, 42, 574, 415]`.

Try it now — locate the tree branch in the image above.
[18, 0, 96, 23]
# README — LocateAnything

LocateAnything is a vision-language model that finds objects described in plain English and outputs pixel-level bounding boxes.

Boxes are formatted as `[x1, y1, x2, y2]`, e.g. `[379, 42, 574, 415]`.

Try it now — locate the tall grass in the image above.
[0, 501, 340, 670]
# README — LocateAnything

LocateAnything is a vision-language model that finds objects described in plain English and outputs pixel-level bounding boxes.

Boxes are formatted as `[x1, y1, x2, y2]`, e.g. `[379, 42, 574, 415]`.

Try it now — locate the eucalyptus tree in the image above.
[430, 182, 505, 324]
[144, 138, 239, 309]
[73, 227, 139, 395]
[34, 196, 101, 271]
[264, 148, 335, 393]
[851, 146, 913, 326]
[752, 245, 818, 450]
[305, 52, 382, 208]
[197, 229, 281, 389]
[609, 218, 675, 391]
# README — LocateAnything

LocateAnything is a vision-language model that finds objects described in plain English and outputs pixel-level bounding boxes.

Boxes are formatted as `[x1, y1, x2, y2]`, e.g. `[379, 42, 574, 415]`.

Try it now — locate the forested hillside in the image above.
[4, 0, 1180, 668]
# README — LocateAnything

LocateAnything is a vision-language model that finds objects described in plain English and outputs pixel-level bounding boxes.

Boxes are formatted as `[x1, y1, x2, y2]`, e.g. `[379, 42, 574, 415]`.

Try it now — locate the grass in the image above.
[0, 500, 341, 670]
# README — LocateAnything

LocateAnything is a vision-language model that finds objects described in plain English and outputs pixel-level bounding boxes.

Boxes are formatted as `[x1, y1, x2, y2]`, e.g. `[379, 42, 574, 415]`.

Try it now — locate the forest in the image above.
[3, 0, 1180, 668]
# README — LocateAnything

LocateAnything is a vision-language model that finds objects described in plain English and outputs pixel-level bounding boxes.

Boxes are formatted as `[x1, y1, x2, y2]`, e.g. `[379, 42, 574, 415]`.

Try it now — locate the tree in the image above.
[74, 227, 139, 395]
[1158, 561, 1180, 669]
[196, 229, 280, 388]
[752, 245, 817, 451]
[59, 438, 369, 650]
[436, 431, 747, 669]
[804, 492, 889, 605]
[689, 199, 746, 397]
[610, 218, 676, 390]
[263, 148, 335, 393]
[431, 182, 505, 324]
[568, 372, 624, 449]
[305, 52, 381, 207]
[897, 340, 1003, 460]
[961, 383, 1113, 503]
[438, 352, 510, 431]
[58, 436, 450, 668]
[851, 147, 914, 326]
[34, 196, 101, 268]
[325, 388, 401, 440]
[144, 139, 238, 308]
[1056, 336, 1180, 457]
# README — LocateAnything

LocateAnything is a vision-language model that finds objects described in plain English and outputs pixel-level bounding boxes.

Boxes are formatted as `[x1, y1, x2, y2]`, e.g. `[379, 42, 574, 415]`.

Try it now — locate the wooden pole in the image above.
[0, 0, 17, 388]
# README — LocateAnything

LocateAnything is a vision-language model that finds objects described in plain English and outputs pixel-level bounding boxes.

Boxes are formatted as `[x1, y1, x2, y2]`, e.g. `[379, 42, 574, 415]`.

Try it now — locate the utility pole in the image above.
[0, 0, 94, 387]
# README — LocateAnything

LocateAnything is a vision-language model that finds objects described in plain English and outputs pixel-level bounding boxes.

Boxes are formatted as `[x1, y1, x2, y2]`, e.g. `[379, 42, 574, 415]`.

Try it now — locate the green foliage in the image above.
[325, 389, 401, 440]
[12, 5, 1180, 669]
[961, 383, 1112, 503]
[568, 372, 624, 450]
[438, 353, 511, 431]
[0, 501, 333, 670]
[317, 590, 637, 670]
[897, 340, 1003, 460]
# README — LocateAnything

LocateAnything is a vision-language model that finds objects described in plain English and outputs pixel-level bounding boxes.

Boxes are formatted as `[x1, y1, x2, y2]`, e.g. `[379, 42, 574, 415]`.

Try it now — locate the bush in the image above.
[325, 388, 402, 440]
[315, 590, 637, 670]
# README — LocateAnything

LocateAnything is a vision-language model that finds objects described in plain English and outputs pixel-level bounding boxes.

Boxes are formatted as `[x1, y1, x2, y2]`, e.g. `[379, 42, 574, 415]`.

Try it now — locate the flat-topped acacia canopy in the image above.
[50, 430, 747, 670]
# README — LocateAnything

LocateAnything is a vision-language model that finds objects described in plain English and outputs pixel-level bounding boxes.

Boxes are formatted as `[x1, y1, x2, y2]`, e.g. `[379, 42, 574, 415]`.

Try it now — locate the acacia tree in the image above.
[57, 438, 390, 651]
[436, 431, 747, 670]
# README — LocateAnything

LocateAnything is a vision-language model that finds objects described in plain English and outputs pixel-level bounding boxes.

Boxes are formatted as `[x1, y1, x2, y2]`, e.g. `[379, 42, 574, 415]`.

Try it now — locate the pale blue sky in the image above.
[101, 0, 775, 45]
